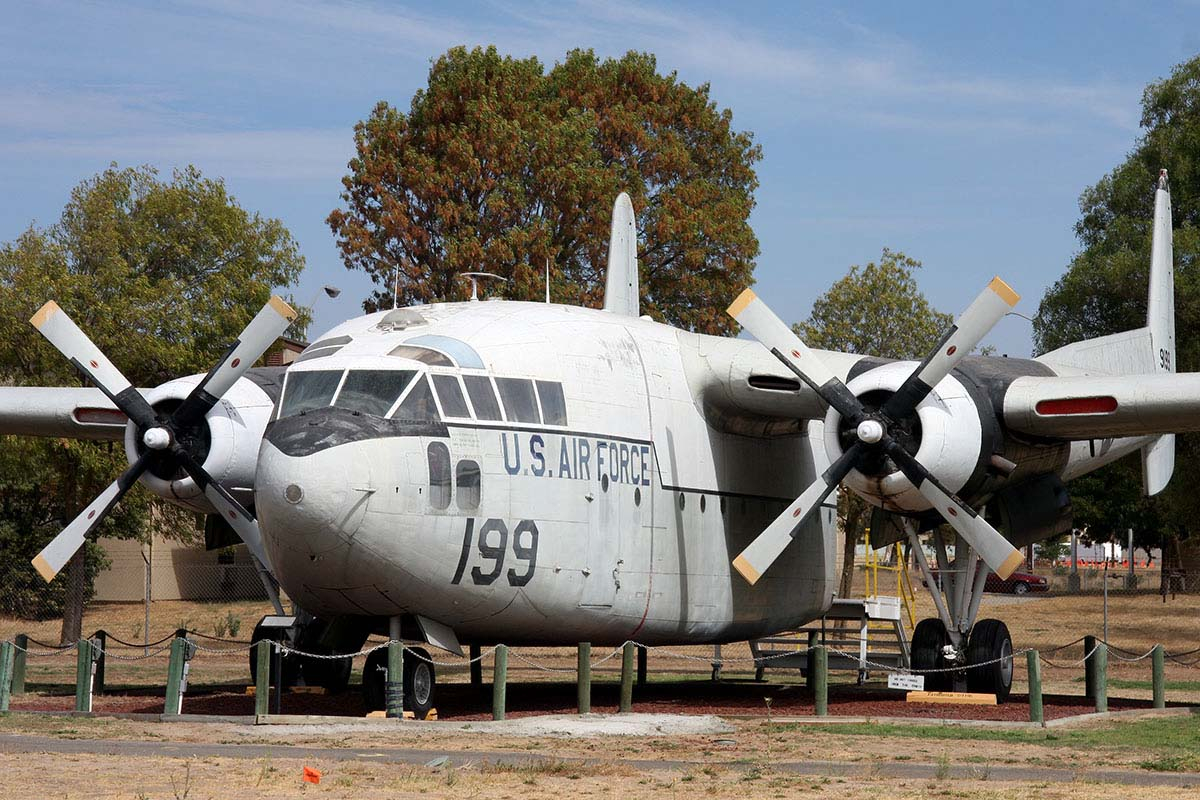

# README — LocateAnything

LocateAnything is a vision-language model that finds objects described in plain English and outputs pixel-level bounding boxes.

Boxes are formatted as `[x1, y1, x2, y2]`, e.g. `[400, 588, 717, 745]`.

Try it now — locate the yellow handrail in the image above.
[862, 527, 917, 630]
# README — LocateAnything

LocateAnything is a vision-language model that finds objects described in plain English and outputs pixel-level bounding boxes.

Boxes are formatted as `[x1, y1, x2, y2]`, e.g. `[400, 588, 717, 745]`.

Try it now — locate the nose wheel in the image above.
[362, 646, 437, 718]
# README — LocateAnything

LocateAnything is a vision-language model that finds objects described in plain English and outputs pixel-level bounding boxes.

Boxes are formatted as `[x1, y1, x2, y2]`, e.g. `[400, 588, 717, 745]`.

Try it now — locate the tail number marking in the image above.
[451, 519, 540, 587]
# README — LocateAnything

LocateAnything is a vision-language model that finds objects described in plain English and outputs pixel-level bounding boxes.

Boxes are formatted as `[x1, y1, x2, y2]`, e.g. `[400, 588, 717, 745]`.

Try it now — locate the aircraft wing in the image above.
[0, 387, 129, 441]
[1003, 373, 1200, 439]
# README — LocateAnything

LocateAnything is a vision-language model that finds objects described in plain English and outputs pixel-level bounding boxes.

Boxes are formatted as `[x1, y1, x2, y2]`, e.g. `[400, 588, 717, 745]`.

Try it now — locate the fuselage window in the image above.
[535, 381, 568, 426]
[388, 345, 455, 367]
[279, 370, 343, 417]
[431, 374, 471, 418]
[463, 375, 503, 421]
[456, 460, 481, 510]
[495, 377, 541, 424]
[427, 442, 451, 510]
[334, 370, 415, 417]
[392, 374, 440, 422]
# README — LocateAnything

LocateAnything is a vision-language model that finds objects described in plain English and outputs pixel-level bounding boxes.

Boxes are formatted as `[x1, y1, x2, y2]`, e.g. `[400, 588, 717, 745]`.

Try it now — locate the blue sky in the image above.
[3, 1, 1198, 357]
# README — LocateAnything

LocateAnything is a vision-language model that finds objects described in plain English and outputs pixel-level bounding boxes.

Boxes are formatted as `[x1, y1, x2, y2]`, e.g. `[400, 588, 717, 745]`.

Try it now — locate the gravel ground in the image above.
[7, 678, 1167, 721]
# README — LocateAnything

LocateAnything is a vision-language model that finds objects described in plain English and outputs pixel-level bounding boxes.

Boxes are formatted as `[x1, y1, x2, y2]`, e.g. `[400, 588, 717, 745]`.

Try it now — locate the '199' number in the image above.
[451, 519, 540, 587]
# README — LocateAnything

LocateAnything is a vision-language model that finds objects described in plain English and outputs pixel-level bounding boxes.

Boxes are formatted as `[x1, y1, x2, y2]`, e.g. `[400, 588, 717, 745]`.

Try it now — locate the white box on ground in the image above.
[888, 673, 925, 691]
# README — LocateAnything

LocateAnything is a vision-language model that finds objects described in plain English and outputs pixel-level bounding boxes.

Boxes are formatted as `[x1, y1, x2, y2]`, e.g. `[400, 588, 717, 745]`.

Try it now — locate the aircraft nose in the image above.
[255, 437, 373, 558]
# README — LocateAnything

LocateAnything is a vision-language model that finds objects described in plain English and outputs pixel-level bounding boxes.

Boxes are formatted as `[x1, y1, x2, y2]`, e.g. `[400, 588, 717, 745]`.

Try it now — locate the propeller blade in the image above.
[733, 443, 864, 585]
[172, 296, 297, 428]
[728, 289, 865, 423]
[882, 277, 1019, 421]
[30, 301, 158, 431]
[31, 453, 150, 582]
[173, 448, 272, 570]
[885, 442, 1023, 579]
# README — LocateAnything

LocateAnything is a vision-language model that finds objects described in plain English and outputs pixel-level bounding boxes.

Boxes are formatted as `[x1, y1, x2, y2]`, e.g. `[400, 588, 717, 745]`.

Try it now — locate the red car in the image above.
[924, 567, 1049, 594]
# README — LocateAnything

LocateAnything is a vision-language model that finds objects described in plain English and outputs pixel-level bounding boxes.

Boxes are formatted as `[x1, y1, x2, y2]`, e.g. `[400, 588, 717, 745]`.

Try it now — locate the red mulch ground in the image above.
[6, 680, 1163, 722]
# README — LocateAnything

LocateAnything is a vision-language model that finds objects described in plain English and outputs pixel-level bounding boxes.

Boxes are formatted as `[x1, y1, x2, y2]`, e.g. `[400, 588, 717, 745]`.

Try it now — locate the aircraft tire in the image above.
[360, 646, 436, 717]
[965, 619, 1013, 703]
[303, 653, 353, 694]
[404, 647, 436, 719]
[910, 618, 953, 692]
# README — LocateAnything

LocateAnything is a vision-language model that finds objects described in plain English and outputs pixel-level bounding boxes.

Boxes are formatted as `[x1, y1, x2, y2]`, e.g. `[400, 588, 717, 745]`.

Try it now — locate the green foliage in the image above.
[795, 248, 953, 359]
[1034, 56, 1200, 554]
[0, 164, 306, 623]
[328, 46, 761, 335]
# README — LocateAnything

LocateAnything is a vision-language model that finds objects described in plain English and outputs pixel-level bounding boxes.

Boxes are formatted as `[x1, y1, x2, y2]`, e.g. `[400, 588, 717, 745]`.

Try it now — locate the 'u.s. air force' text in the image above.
[500, 433, 651, 486]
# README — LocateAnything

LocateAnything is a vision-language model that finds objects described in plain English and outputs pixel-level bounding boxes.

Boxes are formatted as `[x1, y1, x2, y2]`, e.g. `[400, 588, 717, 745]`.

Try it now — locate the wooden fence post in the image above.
[386, 640, 405, 718]
[813, 646, 828, 717]
[577, 642, 592, 714]
[1094, 643, 1108, 713]
[1152, 644, 1165, 710]
[164, 637, 185, 716]
[11, 634, 27, 695]
[74, 638, 94, 713]
[492, 645, 507, 721]
[1083, 635, 1098, 699]
[1027, 650, 1043, 724]
[0, 641, 14, 712]
[254, 640, 271, 719]
[619, 642, 635, 713]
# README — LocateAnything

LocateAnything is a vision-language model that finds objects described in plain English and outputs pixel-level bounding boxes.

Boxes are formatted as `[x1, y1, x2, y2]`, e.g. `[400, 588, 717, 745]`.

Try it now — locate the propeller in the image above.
[727, 279, 1024, 586]
[28, 297, 296, 583]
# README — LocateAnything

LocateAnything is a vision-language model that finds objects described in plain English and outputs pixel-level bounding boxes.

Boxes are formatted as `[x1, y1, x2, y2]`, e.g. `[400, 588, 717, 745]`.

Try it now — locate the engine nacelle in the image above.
[123, 375, 276, 514]
[823, 361, 986, 513]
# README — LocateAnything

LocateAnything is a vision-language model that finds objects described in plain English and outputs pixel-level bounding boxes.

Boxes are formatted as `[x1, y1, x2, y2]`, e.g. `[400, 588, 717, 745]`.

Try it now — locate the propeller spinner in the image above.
[28, 297, 296, 582]
[728, 278, 1024, 586]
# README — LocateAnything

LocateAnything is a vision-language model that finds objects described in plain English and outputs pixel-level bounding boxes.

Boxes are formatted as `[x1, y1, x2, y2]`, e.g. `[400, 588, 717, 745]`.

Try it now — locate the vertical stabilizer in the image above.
[603, 192, 639, 317]
[1143, 169, 1175, 495]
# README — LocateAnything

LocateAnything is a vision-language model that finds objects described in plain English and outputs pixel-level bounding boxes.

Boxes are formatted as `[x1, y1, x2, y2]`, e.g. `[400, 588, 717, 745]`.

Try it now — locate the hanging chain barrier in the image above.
[4, 633, 1199, 673]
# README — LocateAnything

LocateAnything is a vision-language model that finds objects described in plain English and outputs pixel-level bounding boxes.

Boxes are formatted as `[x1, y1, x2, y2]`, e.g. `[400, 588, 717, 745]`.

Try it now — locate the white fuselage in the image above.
[255, 301, 837, 646]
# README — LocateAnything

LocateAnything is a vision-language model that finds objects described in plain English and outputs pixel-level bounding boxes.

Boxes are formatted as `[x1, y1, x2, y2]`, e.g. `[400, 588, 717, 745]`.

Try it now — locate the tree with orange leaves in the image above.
[328, 46, 761, 336]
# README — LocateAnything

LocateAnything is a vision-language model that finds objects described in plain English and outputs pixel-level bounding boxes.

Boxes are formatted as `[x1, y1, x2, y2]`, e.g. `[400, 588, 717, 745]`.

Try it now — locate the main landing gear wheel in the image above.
[362, 646, 437, 718]
[966, 618, 1013, 703]
[910, 618, 953, 692]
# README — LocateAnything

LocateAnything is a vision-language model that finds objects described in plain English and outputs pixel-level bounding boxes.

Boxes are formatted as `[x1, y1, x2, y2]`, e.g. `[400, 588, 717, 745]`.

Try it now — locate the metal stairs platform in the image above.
[748, 596, 911, 683]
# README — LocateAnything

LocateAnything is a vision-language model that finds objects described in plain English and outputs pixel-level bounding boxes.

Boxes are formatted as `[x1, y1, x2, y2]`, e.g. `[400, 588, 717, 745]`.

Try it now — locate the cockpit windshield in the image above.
[335, 370, 416, 416]
[279, 370, 342, 417]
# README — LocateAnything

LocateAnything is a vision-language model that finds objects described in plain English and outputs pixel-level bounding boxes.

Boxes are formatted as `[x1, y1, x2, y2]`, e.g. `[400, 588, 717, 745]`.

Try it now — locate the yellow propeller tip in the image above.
[727, 289, 757, 319]
[732, 554, 761, 585]
[30, 300, 61, 329]
[268, 295, 298, 321]
[995, 550, 1024, 581]
[988, 277, 1020, 307]
[31, 553, 57, 583]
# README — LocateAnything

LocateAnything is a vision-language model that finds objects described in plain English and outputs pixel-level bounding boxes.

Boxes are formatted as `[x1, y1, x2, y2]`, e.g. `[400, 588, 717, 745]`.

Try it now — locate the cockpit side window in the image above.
[334, 370, 415, 417]
[463, 375, 503, 421]
[496, 378, 542, 424]
[392, 375, 440, 422]
[535, 381, 568, 426]
[279, 370, 343, 417]
[431, 374, 470, 418]
[427, 442, 451, 510]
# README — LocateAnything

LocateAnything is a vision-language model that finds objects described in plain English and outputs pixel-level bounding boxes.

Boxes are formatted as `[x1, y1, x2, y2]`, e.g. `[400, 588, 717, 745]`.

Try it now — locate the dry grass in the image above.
[3, 570, 1198, 702]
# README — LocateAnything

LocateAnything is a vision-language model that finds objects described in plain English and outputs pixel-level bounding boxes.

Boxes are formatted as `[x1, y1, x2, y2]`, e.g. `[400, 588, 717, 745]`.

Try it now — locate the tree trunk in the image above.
[59, 549, 86, 645]
[838, 497, 865, 599]
[57, 450, 86, 645]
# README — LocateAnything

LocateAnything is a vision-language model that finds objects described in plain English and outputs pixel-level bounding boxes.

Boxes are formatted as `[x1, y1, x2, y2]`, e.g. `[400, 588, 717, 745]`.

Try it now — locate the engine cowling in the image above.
[122, 374, 275, 513]
[823, 361, 987, 513]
